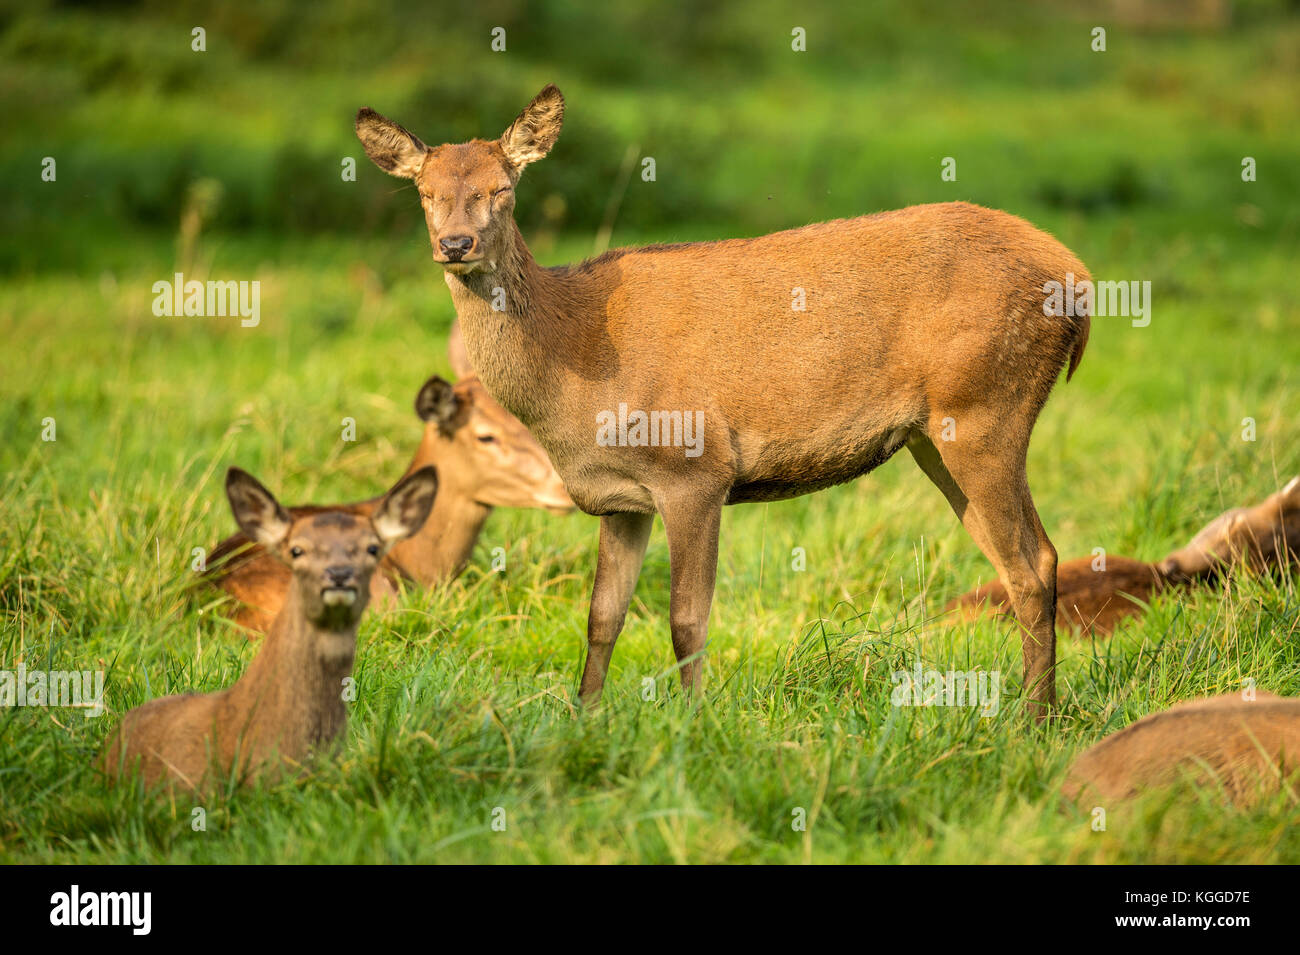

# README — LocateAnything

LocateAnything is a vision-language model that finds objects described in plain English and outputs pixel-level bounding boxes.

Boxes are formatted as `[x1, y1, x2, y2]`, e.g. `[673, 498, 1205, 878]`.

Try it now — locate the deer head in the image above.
[411, 375, 572, 512]
[225, 466, 438, 628]
[1158, 476, 1300, 580]
[355, 85, 564, 276]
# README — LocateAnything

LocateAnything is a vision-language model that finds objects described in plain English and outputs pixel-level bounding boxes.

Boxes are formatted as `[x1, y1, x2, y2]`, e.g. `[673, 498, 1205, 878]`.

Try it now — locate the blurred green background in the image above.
[4, 0, 1299, 265]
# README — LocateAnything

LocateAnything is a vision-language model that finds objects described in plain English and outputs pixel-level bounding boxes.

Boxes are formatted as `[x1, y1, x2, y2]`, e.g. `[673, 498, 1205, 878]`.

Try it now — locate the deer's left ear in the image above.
[356, 107, 429, 179]
[373, 466, 439, 544]
[499, 84, 564, 171]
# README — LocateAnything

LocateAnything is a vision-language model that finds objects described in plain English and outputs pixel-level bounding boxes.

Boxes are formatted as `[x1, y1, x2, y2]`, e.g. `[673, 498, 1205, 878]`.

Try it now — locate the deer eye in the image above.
[367, 544, 380, 556]
[477, 434, 498, 444]
[290, 546, 304, 558]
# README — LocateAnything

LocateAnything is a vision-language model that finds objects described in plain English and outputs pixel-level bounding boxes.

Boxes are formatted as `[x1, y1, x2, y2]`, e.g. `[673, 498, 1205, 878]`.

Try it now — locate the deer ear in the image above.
[1282, 475, 1300, 504]
[415, 376, 461, 430]
[1224, 511, 1252, 547]
[355, 107, 429, 179]
[226, 468, 293, 548]
[373, 466, 439, 544]
[447, 318, 474, 378]
[499, 84, 564, 171]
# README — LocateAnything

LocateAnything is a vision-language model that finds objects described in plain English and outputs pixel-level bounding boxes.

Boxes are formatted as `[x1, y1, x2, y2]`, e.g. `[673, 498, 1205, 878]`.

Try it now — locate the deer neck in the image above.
[445, 223, 588, 431]
[227, 586, 355, 748]
[388, 456, 493, 584]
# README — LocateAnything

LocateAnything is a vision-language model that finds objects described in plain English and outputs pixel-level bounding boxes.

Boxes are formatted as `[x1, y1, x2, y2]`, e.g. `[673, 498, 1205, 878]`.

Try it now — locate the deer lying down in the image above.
[1062, 693, 1300, 806]
[209, 374, 572, 634]
[103, 466, 438, 794]
[357, 85, 1093, 716]
[947, 476, 1300, 635]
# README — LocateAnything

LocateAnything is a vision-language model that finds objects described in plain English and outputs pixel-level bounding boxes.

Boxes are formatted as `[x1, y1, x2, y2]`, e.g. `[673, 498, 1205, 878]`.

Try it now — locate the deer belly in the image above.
[727, 426, 911, 504]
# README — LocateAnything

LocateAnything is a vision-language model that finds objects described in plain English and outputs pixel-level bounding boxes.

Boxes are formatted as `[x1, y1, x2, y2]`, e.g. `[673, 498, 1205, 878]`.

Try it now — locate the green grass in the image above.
[2, 1, 1299, 863]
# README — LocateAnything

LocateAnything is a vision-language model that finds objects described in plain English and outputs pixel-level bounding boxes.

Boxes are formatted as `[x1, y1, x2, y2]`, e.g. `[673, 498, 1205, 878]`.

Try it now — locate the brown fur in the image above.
[952, 555, 1166, 634]
[208, 374, 572, 634]
[947, 476, 1300, 635]
[357, 85, 1093, 716]
[1063, 693, 1300, 806]
[102, 467, 438, 794]
[1159, 475, 1300, 579]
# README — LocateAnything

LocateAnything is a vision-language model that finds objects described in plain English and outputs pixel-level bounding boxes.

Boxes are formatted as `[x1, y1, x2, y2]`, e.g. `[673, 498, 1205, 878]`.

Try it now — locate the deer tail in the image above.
[1065, 309, 1090, 382]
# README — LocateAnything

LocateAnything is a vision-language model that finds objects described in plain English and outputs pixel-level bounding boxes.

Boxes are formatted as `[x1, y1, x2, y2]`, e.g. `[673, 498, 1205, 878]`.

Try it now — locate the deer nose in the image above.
[325, 565, 355, 587]
[439, 235, 475, 260]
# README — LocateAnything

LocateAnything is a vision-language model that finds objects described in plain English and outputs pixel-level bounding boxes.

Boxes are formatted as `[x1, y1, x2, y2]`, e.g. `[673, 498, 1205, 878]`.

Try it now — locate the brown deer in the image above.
[355, 85, 1092, 715]
[102, 466, 438, 794]
[209, 374, 573, 633]
[1062, 692, 1300, 807]
[948, 476, 1300, 634]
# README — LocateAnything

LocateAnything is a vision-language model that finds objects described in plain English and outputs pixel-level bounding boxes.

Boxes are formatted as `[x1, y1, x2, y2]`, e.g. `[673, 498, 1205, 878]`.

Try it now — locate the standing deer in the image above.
[209, 374, 572, 633]
[356, 85, 1091, 715]
[103, 466, 438, 793]
[948, 476, 1300, 634]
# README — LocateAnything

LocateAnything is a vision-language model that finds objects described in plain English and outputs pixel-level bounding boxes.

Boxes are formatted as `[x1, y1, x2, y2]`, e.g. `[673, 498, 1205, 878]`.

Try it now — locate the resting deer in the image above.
[948, 476, 1300, 634]
[1062, 692, 1300, 806]
[103, 466, 438, 793]
[210, 374, 572, 633]
[356, 85, 1092, 715]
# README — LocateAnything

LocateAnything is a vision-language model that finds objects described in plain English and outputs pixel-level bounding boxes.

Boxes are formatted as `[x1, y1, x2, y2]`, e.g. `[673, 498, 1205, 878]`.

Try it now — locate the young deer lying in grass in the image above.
[103, 466, 438, 793]
[210, 374, 572, 634]
[948, 476, 1300, 634]
[356, 85, 1092, 715]
[1063, 692, 1300, 806]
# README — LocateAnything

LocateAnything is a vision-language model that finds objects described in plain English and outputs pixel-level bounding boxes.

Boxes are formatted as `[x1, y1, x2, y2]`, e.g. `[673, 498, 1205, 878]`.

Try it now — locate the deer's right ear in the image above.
[415, 376, 461, 430]
[226, 468, 294, 548]
[355, 108, 429, 179]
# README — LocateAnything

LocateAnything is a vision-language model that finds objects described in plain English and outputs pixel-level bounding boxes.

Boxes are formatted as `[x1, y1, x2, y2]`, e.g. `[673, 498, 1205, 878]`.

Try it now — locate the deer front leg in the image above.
[657, 491, 724, 695]
[579, 511, 654, 704]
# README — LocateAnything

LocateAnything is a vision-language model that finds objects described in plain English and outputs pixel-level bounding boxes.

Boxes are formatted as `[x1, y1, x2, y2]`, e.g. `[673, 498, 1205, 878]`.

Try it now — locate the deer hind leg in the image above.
[906, 428, 1058, 719]
[580, 511, 654, 704]
[655, 489, 725, 696]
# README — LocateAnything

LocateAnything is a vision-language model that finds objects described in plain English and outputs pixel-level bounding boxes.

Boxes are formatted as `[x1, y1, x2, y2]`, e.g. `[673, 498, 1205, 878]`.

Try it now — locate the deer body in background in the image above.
[948, 476, 1300, 635]
[210, 374, 572, 633]
[103, 466, 438, 793]
[357, 85, 1092, 715]
[1062, 692, 1300, 806]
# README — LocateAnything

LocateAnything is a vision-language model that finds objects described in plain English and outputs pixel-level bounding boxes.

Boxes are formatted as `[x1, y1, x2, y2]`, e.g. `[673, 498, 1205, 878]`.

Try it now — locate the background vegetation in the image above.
[1, 0, 1298, 862]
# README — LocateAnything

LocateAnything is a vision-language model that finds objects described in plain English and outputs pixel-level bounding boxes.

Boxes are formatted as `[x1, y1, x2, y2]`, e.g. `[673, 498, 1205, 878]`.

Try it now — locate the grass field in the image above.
[2, 1, 1299, 863]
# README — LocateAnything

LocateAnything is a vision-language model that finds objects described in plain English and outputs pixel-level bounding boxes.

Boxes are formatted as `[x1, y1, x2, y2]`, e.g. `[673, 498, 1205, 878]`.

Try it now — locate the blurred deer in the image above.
[209, 373, 573, 634]
[948, 476, 1300, 634]
[103, 466, 438, 794]
[1063, 692, 1300, 806]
